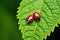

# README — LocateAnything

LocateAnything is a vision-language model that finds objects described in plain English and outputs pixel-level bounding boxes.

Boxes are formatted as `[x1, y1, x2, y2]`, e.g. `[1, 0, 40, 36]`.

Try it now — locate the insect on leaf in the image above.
[17, 0, 60, 40]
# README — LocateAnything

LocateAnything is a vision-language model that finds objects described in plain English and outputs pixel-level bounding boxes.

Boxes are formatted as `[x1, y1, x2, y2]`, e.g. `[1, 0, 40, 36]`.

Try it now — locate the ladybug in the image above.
[26, 15, 34, 24]
[33, 12, 41, 21]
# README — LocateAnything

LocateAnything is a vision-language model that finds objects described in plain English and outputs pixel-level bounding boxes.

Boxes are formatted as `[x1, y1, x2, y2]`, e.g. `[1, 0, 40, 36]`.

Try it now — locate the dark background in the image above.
[0, 0, 60, 40]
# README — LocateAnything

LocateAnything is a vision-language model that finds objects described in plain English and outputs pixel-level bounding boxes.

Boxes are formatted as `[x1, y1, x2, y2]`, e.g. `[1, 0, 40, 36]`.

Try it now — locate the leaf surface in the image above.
[17, 0, 60, 40]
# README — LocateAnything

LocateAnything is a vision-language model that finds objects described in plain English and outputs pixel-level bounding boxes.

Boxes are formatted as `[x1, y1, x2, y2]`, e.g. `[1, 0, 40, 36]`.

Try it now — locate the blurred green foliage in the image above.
[0, 0, 22, 40]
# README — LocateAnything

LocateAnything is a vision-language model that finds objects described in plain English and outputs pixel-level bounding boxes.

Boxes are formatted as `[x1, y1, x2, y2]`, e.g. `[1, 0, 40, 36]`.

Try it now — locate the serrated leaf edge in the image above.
[17, 0, 60, 40]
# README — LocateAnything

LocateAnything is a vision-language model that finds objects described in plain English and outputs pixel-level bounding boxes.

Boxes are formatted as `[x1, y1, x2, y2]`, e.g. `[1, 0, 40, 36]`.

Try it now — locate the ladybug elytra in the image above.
[26, 15, 34, 24]
[33, 12, 41, 21]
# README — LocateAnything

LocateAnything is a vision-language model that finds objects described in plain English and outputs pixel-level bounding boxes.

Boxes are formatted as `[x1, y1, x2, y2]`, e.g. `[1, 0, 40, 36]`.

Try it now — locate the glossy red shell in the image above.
[27, 15, 34, 23]
[33, 12, 41, 20]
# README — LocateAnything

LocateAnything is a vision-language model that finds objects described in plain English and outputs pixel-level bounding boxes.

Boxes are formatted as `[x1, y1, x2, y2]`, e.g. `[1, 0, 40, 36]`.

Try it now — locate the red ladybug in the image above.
[27, 15, 34, 24]
[33, 12, 41, 21]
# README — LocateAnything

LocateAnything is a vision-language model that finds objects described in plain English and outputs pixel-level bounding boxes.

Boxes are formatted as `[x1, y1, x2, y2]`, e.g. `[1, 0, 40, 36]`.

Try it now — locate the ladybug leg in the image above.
[35, 18, 40, 22]
[27, 20, 30, 24]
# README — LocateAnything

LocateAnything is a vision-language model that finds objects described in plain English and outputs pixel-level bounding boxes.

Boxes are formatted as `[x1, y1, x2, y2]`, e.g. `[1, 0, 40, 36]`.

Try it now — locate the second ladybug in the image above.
[33, 12, 41, 21]
[26, 15, 34, 24]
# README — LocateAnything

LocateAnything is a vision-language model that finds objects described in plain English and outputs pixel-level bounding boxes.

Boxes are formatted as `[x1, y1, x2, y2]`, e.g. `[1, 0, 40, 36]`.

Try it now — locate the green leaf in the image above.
[17, 0, 60, 40]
